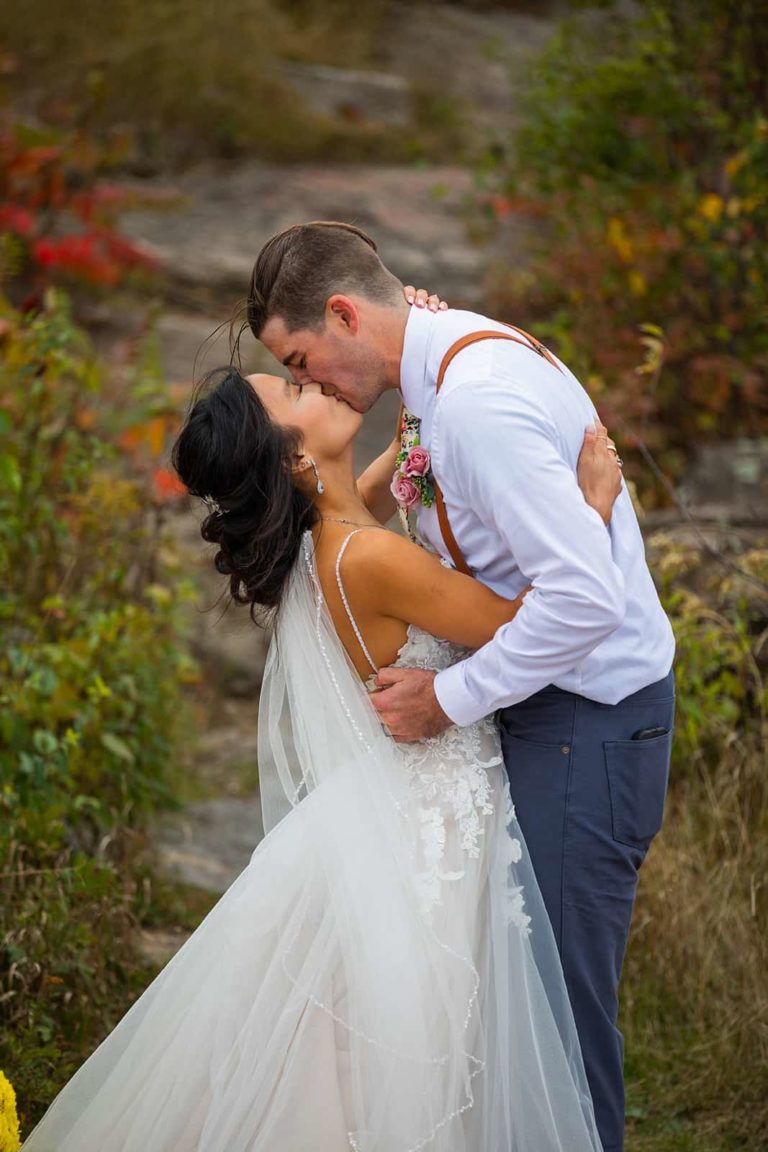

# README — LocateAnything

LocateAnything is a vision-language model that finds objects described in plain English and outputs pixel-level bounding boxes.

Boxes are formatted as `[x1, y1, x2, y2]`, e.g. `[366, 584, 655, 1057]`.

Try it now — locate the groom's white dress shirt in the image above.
[399, 306, 676, 728]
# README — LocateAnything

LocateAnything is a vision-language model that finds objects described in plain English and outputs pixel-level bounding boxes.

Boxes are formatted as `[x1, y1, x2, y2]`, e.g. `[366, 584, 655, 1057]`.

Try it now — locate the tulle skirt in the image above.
[20, 758, 601, 1152]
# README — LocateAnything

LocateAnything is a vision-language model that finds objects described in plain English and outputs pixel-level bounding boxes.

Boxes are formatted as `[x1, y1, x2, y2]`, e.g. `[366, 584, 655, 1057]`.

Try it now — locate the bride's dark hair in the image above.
[171, 366, 318, 620]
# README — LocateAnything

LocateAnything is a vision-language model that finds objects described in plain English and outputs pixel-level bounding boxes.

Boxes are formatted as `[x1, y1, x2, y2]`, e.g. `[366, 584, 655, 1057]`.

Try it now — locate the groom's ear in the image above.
[326, 294, 360, 336]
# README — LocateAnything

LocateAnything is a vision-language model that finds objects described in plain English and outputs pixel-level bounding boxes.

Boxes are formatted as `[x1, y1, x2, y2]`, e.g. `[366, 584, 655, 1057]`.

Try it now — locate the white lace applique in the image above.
[415, 807, 465, 914]
[393, 624, 504, 914]
[502, 781, 532, 935]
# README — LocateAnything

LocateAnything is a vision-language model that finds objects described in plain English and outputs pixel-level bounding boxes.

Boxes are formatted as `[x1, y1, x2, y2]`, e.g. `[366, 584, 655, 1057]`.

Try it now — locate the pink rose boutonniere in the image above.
[390, 410, 436, 511]
[403, 445, 431, 478]
[391, 471, 421, 509]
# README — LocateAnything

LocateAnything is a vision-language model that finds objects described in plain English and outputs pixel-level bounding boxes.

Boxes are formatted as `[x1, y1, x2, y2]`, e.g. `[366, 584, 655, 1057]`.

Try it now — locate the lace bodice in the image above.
[334, 529, 502, 769]
[390, 624, 515, 914]
[333, 530, 516, 919]
[390, 623, 502, 778]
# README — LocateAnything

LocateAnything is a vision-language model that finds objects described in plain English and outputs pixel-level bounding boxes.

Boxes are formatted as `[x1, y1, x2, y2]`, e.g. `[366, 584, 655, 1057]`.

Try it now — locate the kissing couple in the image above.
[21, 221, 675, 1152]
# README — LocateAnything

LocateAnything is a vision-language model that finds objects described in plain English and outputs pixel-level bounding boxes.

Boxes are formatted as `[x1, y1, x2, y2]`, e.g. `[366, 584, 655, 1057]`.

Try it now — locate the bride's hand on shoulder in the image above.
[578, 419, 623, 525]
[402, 285, 448, 312]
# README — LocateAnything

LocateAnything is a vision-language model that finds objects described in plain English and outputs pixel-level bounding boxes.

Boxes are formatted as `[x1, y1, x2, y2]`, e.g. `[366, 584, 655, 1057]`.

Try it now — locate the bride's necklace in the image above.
[321, 516, 385, 529]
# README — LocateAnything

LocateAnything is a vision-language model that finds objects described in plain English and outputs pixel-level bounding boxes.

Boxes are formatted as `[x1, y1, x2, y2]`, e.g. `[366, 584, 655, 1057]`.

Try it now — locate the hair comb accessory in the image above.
[202, 493, 225, 515]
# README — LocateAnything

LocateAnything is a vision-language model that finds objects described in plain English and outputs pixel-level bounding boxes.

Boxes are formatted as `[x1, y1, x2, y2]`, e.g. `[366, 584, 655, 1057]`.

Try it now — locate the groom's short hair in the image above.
[247, 221, 402, 337]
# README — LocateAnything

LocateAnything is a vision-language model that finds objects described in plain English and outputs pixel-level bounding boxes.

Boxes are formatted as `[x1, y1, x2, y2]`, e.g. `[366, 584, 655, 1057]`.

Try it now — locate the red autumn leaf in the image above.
[118, 426, 143, 452]
[73, 407, 98, 430]
[31, 234, 122, 285]
[0, 203, 36, 236]
[146, 416, 168, 456]
[72, 183, 136, 221]
[152, 467, 187, 502]
[97, 228, 158, 270]
[118, 416, 171, 456]
[489, 193, 547, 220]
[8, 144, 62, 177]
[490, 194, 515, 219]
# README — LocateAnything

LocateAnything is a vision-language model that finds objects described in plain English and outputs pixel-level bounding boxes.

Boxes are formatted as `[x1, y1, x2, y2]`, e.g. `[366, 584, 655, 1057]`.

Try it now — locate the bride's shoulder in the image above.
[322, 524, 520, 651]
[340, 527, 440, 572]
[333, 528, 443, 604]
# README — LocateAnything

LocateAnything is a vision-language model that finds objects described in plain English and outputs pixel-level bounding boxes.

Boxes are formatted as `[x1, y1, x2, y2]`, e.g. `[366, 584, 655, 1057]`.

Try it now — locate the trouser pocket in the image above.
[603, 728, 673, 851]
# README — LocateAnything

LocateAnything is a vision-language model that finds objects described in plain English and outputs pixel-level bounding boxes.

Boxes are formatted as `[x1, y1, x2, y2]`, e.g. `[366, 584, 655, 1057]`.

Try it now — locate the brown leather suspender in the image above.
[399, 323, 562, 576]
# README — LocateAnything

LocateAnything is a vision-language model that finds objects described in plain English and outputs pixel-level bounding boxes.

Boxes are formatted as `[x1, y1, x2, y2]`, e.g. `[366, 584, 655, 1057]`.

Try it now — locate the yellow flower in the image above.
[724, 151, 746, 178]
[0, 1070, 22, 1152]
[698, 193, 724, 222]
[87, 673, 112, 700]
[628, 270, 647, 296]
[145, 583, 173, 607]
[606, 217, 634, 264]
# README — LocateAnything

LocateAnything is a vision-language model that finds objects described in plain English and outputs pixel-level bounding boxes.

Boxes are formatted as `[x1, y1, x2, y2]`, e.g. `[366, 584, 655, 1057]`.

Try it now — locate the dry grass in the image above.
[622, 727, 768, 1150]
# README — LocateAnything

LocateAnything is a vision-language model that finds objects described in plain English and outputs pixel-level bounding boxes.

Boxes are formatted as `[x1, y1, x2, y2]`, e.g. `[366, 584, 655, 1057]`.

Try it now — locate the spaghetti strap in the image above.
[335, 529, 380, 675]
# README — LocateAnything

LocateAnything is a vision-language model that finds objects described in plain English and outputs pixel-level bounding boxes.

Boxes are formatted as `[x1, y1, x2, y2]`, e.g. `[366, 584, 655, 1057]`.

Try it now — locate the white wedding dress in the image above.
[21, 530, 602, 1152]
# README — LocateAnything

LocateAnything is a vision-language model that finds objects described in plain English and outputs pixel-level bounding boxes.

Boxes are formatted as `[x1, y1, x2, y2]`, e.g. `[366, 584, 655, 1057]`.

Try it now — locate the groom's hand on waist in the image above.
[371, 667, 452, 742]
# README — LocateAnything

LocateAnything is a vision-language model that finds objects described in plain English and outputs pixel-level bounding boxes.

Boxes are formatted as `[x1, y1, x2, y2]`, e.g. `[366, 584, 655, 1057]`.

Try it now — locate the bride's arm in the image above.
[342, 530, 526, 652]
[357, 433, 401, 524]
[577, 421, 623, 525]
[358, 286, 446, 523]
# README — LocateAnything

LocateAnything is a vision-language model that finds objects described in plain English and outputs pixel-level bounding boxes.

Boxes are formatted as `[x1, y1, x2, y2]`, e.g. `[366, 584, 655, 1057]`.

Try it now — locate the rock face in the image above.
[151, 796, 264, 895]
[282, 64, 411, 126]
[119, 162, 491, 316]
[166, 500, 272, 699]
[676, 439, 768, 523]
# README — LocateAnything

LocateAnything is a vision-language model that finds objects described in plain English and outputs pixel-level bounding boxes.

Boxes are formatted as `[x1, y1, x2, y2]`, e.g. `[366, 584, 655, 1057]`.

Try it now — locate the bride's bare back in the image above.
[311, 522, 524, 683]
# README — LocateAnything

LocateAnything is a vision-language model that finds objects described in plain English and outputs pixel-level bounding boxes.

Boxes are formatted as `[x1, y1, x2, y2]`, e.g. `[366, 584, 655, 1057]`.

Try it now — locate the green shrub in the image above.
[0, 291, 197, 1131]
[482, 0, 768, 504]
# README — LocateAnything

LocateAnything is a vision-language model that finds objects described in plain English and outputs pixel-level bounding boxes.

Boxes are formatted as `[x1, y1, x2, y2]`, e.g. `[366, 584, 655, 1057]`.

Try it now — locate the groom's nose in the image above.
[288, 363, 314, 387]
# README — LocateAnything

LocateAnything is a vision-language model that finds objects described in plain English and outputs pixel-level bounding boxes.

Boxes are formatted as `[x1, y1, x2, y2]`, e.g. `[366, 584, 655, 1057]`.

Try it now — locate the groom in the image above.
[247, 220, 676, 1152]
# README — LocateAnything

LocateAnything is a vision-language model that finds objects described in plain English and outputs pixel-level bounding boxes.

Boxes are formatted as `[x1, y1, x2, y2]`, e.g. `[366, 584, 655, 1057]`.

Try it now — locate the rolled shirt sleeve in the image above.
[432, 379, 627, 727]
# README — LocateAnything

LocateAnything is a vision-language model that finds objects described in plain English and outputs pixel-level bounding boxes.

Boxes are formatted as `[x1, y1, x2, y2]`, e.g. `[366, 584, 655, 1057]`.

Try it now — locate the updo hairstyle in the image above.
[171, 367, 317, 619]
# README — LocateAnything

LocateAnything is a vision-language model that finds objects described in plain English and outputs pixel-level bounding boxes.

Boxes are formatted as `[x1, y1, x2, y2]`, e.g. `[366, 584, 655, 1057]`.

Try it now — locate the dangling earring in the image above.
[310, 459, 325, 495]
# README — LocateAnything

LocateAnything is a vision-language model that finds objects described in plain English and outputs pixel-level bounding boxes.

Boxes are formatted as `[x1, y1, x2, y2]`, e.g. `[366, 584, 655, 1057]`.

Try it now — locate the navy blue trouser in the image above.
[498, 669, 675, 1152]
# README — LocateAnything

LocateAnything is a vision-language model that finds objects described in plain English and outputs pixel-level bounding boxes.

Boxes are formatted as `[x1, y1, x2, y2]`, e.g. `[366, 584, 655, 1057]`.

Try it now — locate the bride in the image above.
[21, 334, 621, 1151]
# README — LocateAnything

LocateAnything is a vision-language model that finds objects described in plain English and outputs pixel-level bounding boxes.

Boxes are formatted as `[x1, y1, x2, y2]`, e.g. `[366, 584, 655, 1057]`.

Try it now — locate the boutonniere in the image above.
[390, 409, 435, 510]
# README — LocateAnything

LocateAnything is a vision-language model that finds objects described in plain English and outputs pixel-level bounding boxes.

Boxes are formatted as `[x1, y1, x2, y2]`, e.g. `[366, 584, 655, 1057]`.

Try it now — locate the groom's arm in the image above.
[431, 380, 626, 728]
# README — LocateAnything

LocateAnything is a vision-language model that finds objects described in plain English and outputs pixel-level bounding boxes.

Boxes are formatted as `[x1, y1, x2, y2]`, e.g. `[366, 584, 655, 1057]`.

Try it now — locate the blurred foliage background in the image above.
[481, 0, 768, 494]
[0, 292, 202, 1134]
[1, 1, 766, 1150]
[0, 0, 458, 165]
